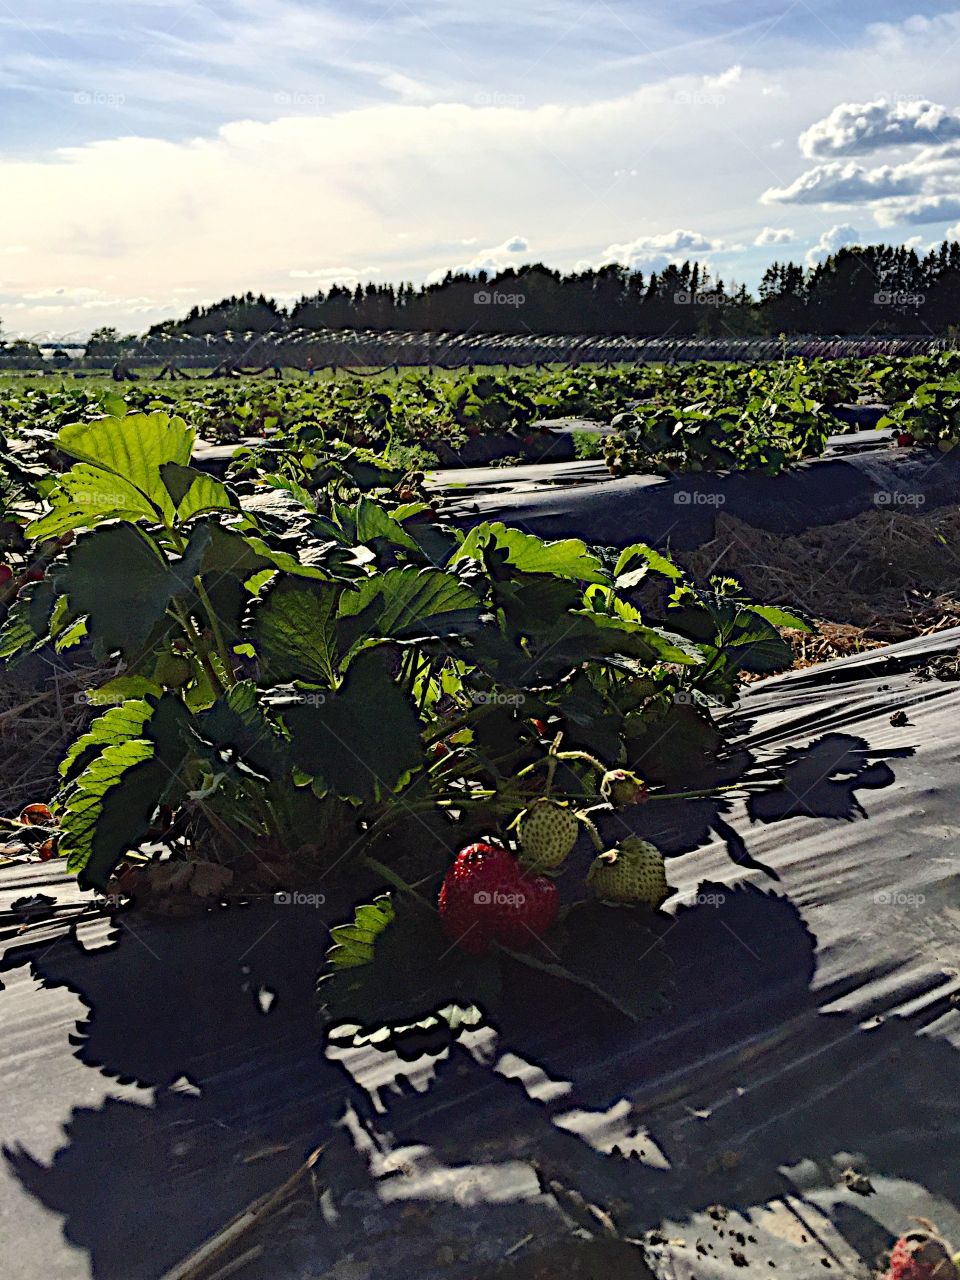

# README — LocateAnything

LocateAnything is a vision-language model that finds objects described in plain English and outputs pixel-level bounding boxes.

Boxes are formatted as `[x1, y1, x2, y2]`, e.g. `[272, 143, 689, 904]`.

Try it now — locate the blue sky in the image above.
[2, 0, 960, 335]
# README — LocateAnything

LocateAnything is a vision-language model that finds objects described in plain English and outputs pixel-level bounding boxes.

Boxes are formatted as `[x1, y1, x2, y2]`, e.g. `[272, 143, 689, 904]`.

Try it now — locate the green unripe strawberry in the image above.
[155, 651, 193, 688]
[518, 798, 579, 871]
[600, 769, 648, 808]
[587, 838, 671, 908]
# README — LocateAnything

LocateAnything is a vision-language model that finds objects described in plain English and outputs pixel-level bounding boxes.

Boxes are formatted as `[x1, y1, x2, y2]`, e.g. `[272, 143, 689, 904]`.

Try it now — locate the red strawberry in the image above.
[885, 1225, 958, 1280]
[439, 842, 560, 954]
[0, 564, 12, 587]
[23, 566, 45, 583]
[896, 432, 915, 447]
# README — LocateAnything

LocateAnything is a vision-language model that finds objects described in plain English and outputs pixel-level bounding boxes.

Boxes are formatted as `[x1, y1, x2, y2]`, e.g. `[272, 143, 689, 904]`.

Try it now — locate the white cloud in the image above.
[873, 193, 960, 227]
[378, 72, 435, 103]
[8, 6, 960, 333]
[805, 223, 860, 267]
[289, 265, 381, 283]
[754, 226, 795, 246]
[800, 97, 960, 158]
[427, 235, 531, 281]
[704, 65, 742, 90]
[763, 160, 919, 206]
[593, 228, 722, 272]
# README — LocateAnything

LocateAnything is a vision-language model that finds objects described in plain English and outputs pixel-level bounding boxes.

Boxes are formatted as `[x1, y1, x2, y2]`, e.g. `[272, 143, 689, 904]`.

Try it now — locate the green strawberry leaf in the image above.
[337, 566, 482, 640]
[452, 522, 608, 583]
[60, 698, 154, 784]
[160, 462, 236, 522]
[254, 579, 347, 685]
[319, 895, 501, 1041]
[282, 648, 422, 801]
[53, 525, 182, 660]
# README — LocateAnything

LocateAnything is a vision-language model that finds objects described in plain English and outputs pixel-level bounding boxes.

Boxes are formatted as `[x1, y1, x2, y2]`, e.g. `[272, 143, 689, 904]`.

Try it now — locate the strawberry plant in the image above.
[0, 407, 808, 1037]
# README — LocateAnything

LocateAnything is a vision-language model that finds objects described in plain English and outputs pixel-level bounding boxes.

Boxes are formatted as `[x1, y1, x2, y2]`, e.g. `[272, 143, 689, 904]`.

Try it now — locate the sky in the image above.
[3, 1, 960, 337]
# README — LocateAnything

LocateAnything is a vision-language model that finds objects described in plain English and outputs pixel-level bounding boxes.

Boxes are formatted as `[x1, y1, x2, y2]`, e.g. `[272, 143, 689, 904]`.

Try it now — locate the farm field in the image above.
[8, 1, 960, 1272]
[2, 355, 959, 1280]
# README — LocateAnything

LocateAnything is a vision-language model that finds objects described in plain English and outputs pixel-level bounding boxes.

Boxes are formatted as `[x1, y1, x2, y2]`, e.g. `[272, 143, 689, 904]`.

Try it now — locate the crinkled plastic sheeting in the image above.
[437, 436, 960, 550]
[1, 629, 959, 1279]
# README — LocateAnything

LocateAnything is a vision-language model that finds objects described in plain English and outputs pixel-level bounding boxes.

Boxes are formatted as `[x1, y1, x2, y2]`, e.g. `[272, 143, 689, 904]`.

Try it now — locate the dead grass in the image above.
[680, 506, 960, 667]
[0, 656, 101, 816]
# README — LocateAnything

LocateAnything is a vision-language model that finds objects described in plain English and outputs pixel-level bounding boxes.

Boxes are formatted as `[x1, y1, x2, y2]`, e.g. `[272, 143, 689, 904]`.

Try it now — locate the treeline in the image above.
[141, 240, 960, 343]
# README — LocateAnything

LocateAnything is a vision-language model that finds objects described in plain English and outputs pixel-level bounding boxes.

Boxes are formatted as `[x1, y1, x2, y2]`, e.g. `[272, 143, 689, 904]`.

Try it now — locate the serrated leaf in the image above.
[254, 579, 347, 685]
[160, 462, 235, 522]
[614, 541, 683, 586]
[354, 495, 419, 550]
[319, 896, 501, 1035]
[569, 611, 702, 665]
[748, 604, 811, 633]
[283, 648, 422, 801]
[0, 580, 56, 658]
[451, 522, 607, 583]
[326, 895, 395, 969]
[28, 462, 161, 539]
[55, 412, 193, 525]
[338, 566, 481, 639]
[61, 738, 156, 883]
[60, 699, 154, 782]
[54, 525, 181, 659]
